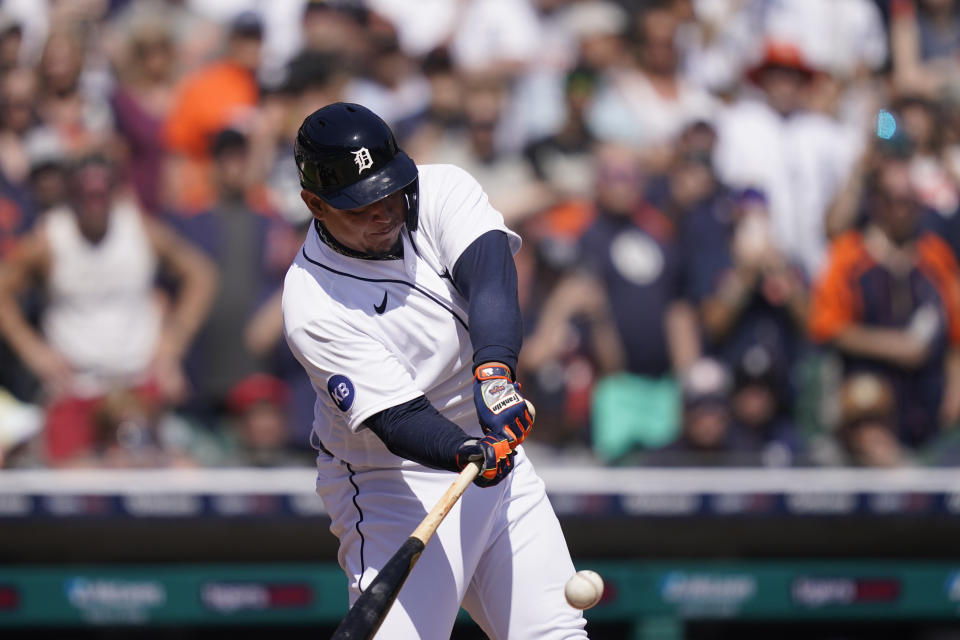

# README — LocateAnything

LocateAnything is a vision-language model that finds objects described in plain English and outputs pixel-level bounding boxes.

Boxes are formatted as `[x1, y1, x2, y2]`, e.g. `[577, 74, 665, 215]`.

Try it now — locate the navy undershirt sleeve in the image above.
[451, 230, 522, 376]
[365, 395, 472, 472]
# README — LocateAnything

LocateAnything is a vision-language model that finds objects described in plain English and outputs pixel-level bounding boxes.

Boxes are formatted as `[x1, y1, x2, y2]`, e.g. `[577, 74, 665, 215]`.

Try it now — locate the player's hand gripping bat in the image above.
[329, 461, 481, 640]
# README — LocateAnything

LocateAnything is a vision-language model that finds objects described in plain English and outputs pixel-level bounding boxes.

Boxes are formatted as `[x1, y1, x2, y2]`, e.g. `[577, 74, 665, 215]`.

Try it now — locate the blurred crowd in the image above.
[2, 0, 960, 470]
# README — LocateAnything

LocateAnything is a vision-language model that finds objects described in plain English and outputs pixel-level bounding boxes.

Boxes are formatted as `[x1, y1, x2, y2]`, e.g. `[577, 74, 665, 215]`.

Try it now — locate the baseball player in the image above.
[283, 103, 587, 638]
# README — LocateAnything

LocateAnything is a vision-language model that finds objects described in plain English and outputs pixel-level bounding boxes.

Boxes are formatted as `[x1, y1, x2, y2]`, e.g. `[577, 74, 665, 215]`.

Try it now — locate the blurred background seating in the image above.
[1, 0, 960, 473]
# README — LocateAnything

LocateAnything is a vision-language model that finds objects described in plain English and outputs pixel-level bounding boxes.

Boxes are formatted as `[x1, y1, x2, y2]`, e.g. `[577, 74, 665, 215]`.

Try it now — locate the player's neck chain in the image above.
[314, 219, 404, 261]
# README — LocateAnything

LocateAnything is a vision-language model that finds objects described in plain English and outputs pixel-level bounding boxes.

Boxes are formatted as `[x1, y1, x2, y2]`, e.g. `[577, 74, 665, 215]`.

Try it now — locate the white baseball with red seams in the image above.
[283, 164, 587, 639]
[565, 570, 605, 610]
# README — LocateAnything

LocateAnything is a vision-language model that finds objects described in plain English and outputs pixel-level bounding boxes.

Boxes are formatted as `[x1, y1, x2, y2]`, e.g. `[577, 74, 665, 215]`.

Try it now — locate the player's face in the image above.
[303, 190, 406, 256]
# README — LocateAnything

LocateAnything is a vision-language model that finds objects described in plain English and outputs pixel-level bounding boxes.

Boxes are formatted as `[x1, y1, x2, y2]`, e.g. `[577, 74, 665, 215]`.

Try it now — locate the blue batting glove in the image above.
[455, 434, 516, 487]
[473, 362, 535, 448]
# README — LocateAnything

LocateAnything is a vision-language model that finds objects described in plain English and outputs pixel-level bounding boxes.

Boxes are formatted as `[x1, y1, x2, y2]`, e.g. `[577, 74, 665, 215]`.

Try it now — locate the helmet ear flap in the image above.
[403, 178, 419, 232]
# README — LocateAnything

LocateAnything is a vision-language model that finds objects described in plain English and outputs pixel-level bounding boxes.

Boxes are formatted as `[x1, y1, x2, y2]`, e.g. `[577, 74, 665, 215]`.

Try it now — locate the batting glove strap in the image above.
[473, 362, 534, 448]
[456, 435, 516, 487]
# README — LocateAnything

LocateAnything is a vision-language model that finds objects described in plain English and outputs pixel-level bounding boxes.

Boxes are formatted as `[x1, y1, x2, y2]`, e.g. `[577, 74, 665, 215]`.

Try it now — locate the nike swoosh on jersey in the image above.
[300, 247, 468, 330]
[374, 291, 388, 314]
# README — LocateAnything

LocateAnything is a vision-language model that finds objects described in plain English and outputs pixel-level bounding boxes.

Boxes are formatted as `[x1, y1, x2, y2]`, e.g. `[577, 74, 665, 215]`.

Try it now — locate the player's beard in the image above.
[368, 231, 404, 258]
[315, 219, 404, 260]
[364, 222, 404, 257]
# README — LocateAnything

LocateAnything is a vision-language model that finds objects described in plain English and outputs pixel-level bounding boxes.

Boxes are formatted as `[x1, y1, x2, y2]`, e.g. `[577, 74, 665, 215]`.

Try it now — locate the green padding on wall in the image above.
[3, 560, 958, 627]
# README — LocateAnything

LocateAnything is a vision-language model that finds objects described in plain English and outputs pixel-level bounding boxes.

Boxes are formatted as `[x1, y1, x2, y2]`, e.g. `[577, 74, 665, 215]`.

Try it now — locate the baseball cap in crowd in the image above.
[840, 373, 896, 429]
[746, 40, 814, 85]
[24, 127, 66, 174]
[227, 374, 290, 415]
[279, 50, 337, 94]
[209, 127, 248, 158]
[230, 10, 264, 38]
[681, 358, 731, 408]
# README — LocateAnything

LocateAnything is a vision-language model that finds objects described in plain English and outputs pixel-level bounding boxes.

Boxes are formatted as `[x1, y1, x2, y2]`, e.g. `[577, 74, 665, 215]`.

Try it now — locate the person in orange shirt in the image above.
[810, 149, 960, 449]
[161, 11, 263, 213]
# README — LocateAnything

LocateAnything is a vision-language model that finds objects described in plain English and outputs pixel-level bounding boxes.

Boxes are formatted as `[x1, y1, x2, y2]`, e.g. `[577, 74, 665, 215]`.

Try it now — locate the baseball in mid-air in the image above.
[564, 570, 604, 610]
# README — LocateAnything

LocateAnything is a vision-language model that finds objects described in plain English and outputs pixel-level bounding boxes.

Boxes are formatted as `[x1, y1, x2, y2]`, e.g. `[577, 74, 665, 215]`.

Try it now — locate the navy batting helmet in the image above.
[295, 102, 419, 231]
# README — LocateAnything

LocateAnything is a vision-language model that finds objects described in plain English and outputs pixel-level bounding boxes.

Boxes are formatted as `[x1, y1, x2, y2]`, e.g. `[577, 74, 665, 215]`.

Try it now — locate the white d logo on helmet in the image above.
[352, 147, 374, 174]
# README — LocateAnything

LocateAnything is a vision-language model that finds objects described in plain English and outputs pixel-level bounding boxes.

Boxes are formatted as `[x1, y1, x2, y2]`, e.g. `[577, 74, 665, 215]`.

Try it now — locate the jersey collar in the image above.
[313, 219, 404, 261]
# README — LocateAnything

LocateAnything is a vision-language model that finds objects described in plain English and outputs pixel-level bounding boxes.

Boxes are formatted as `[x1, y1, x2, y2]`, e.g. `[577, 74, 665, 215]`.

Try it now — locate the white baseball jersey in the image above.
[283, 163, 520, 467]
[283, 163, 587, 639]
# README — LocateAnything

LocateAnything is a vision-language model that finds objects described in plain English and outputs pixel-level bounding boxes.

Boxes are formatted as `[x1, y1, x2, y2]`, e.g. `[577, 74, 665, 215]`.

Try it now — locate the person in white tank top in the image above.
[0, 155, 217, 463]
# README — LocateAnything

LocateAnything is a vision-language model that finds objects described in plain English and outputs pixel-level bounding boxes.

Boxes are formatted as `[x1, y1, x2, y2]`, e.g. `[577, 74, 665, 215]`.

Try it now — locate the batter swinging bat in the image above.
[330, 460, 481, 640]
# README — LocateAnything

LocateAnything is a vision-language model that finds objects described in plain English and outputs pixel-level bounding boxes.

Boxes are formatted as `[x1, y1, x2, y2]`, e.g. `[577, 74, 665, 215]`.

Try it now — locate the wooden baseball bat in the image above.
[329, 461, 481, 640]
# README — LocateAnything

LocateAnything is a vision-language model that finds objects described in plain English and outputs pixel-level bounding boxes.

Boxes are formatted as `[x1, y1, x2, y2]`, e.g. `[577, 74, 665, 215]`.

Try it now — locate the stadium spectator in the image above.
[108, 14, 178, 216]
[580, 143, 699, 462]
[640, 357, 733, 466]
[76, 388, 199, 469]
[502, 0, 582, 146]
[0, 127, 49, 407]
[761, 0, 888, 79]
[245, 50, 348, 227]
[728, 343, 803, 466]
[524, 66, 598, 199]
[409, 71, 555, 224]
[24, 128, 67, 218]
[837, 371, 907, 468]
[171, 129, 296, 427]
[0, 166, 34, 259]
[871, 96, 960, 270]
[35, 28, 113, 160]
[0, 154, 216, 465]
[161, 10, 263, 213]
[827, 100, 960, 269]
[224, 373, 310, 467]
[566, 0, 628, 76]
[300, 0, 368, 67]
[587, 3, 717, 166]
[342, 16, 430, 131]
[0, 13, 23, 73]
[686, 187, 808, 399]
[239, 284, 316, 452]
[642, 351, 802, 467]
[672, 0, 759, 95]
[516, 202, 619, 448]
[106, 0, 222, 75]
[397, 47, 464, 151]
[892, 95, 959, 218]
[890, 0, 960, 96]
[0, 171, 41, 404]
[713, 40, 862, 277]
[645, 119, 719, 220]
[365, 0, 456, 59]
[809, 150, 960, 451]
[449, 0, 541, 76]
[0, 67, 41, 187]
